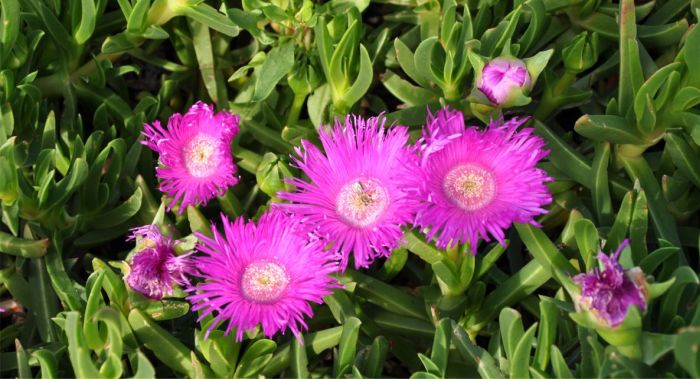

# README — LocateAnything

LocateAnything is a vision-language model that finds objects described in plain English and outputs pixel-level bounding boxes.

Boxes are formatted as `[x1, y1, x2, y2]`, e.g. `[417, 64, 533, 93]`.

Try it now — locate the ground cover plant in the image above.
[1, 0, 699, 377]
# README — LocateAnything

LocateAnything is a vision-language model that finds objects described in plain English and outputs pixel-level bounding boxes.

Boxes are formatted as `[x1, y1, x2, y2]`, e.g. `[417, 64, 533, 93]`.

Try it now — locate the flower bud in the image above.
[562, 32, 599, 73]
[477, 57, 530, 106]
[468, 49, 552, 109]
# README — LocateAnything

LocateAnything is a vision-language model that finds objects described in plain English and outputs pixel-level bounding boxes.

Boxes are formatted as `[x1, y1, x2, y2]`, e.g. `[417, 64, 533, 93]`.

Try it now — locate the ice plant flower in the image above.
[415, 107, 552, 251]
[142, 102, 239, 213]
[125, 225, 192, 300]
[187, 211, 339, 341]
[278, 115, 419, 270]
[573, 240, 648, 328]
[477, 57, 530, 106]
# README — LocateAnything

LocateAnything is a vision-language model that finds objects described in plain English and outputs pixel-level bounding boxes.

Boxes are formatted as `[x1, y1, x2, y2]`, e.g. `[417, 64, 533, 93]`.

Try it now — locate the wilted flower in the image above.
[477, 57, 531, 106]
[415, 107, 552, 251]
[142, 102, 240, 213]
[279, 115, 419, 270]
[125, 225, 192, 300]
[187, 211, 339, 341]
[573, 240, 648, 328]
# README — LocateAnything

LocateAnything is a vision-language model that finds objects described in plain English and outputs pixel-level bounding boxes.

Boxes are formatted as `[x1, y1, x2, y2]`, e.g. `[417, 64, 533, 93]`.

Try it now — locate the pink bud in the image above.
[478, 58, 530, 106]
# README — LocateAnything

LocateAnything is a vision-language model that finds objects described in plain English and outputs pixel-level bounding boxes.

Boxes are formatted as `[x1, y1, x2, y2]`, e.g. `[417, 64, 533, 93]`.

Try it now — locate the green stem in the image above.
[287, 93, 307, 126]
[533, 70, 577, 120]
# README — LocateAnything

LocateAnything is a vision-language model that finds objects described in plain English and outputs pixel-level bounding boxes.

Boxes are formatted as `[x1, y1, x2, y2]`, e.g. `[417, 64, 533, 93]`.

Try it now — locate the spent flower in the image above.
[125, 225, 192, 300]
[573, 240, 648, 328]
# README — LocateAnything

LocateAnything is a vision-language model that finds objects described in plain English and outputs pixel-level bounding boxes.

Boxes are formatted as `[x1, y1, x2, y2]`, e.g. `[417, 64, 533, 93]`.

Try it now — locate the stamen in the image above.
[183, 134, 220, 178]
[336, 178, 389, 227]
[240, 260, 290, 303]
[443, 164, 497, 211]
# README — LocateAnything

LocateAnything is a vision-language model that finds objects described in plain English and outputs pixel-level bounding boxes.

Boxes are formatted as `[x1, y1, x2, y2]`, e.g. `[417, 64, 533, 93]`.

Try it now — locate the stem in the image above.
[286, 93, 307, 126]
[533, 70, 576, 120]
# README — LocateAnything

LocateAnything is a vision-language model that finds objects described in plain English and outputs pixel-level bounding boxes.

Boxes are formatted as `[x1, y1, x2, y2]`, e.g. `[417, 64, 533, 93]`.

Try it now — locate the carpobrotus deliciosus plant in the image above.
[1, 0, 699, 378]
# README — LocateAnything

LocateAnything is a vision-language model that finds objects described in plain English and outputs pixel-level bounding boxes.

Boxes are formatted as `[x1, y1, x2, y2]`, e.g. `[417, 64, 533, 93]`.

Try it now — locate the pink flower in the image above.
[187, 211, 339, 341]
[278, 115, 420, 270]
[142, 102, 239, 213]
[125, 225, 192, 300]
[477, 58, 530, 106]
[415, 107, 552, 251]
[573, 240, 648, 327]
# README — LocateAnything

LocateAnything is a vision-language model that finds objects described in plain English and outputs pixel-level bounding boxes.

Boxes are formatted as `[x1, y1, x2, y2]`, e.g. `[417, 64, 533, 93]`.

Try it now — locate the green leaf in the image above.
[46, 240, 84, 311]
[15, 340, 31, 379]
[467, 260, 550, 335]
[131, 350, 156, 379]
[620, 156, 681, 247]
[129, 309, 210, 377]
[291, 339, 309, 379]
[127, 0, 150, 34]
[515, 223, 577, 277]
[638, 246, 678, 274]
[606, 191, 634, 251]
[235, 339, 276, 378]
[574, 218, 599, 271]
[181, 3, 239, 37]
[348, 270, 425, 319]
[629, 189, 648, 262]
[674, 327, 700, 378]
[0, 0, 20, 64]
[659, 267, 699, 331]
[665, 131, 700, 188]
[362, 336, 388, 377]
[32, 349, 58, 379]
[550, 345, 574, 378]
[95, 188, 143, 229]
[0, 231, 48, 257]
[255, 152, 294, 199]
[534, 121, 592, 188]
[341, 44, 373, 110]
[394, 38, 430, 88]
[252, 41, 295, 102]
[511, 323, 537, 379]
[65, 312, 101, 379]
[190, 18, 226, 105]
[499, 308, 525, 362]
[262, 327, 343, 377]
[618, 0, 643, 114]
[574, 115, 647, 144]
[452, 321, 504, 379]
[591, 142, 613, 225]
[534, 297, 558, 371]
[334, 317, 362, 377]
[382, 70, 437, 106]
[74, 0, 96, 44]
[430, 319, 451, 376]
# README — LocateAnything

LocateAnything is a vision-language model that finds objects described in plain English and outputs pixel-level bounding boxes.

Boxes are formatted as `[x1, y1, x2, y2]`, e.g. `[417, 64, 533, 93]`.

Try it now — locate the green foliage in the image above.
[1, 0, 699, 378]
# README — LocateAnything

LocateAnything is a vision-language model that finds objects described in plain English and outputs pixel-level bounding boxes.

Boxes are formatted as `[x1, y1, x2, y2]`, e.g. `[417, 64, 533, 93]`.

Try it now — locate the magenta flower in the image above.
[477, 57, 530, 106]
[278, 115, 420, 270]
[187, 211, 339, 341]
[142, 102, 239, 213]
[415, 107, 552, 251]
[125, 225, 192, 300]
[573, 240, 648, 327]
